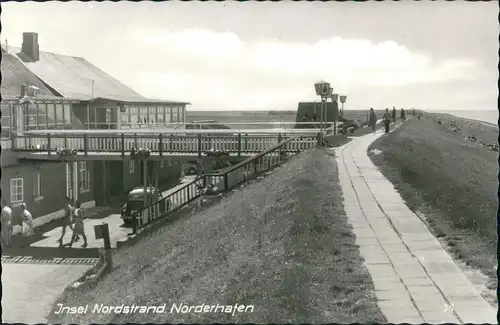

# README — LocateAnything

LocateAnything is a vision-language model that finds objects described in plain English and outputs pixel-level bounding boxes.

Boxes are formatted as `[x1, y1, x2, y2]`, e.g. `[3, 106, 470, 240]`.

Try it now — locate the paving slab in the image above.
[2, 263, 91, 323]
[335, 129, 497, 324]
[420, 310, 460, 323]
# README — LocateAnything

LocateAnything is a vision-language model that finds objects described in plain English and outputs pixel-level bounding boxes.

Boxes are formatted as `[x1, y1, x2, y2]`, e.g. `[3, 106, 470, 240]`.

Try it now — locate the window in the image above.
[32, 172, 41, 197]
[178, 106, 184, 123]
[120, 106, 130, 127]
[172, 106, 178, 123]
[139, 107, 148, 124]
[105, 107, 112, 124]
[157, 106, 165, 124]
[55, 103, 64, 128]
[63, 103, 72, 126]
[160, 161, 165, 168]
[165, 106, 171, 123]
[36, 103, 48, 130]
[46, 103, 56, 128]
[1, 103, 12, 139]
[10, 178, 24, 203]
[129, 106, 139, 128]
[148, 106, 156, 124]
[129, 160, 135, 174]
[27, 103, 38, 130]
[79, 162, 90, 191]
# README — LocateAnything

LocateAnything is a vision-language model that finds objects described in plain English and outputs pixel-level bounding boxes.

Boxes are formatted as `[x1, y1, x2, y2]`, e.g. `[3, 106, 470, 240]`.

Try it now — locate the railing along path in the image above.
[131, 136, 316, 231]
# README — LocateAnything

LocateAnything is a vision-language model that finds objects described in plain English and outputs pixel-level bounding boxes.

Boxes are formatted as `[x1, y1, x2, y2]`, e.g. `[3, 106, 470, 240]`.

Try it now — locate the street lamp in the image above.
[314, 81, 331, 146]
[339, 95, 347, 121]
[331, 93, 339, 134]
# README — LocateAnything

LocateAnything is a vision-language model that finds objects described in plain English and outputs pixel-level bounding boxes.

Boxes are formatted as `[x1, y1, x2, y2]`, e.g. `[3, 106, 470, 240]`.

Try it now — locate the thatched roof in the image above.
[7, 46, 190, 105]
[0, 48, 57, 98]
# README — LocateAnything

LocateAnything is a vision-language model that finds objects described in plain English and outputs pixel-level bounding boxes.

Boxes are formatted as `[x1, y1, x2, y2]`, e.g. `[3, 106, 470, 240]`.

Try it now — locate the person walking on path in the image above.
[392, 107, 397, 123]
[57, 197, 79, 247]
[368, 108, 377, 134]
[67, 201, 88, 248]
[400, 107, 406, 121]
[383, 108, 392, 134]
[1, 200, 13, 248]
[20, 203, 34, 237]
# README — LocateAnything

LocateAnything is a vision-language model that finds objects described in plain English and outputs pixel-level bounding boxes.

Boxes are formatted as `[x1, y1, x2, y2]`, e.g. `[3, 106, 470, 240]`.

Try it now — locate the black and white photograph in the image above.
[0, 1, 498, 324]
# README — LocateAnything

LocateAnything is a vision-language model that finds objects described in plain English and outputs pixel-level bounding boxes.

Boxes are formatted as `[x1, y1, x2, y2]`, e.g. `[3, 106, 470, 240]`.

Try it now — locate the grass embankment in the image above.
[48, 149, 385, 324]
[368, 114, 498, 288]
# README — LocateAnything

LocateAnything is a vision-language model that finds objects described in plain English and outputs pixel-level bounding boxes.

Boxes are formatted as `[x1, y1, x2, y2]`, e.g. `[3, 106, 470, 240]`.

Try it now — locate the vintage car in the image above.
[120, 186, 167, 225]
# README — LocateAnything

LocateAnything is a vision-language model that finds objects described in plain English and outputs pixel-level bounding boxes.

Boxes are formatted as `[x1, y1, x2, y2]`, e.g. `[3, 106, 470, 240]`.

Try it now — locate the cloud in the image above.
[120, 26, 480, 109]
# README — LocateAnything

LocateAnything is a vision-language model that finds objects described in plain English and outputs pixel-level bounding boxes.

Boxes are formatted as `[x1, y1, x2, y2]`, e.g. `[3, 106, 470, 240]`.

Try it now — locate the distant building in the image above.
[1, 32, 190, 226]
[295, 101, 339, 126]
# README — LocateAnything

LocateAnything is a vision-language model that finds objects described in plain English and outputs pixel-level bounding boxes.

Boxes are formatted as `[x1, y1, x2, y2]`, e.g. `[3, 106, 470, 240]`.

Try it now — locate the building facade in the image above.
[1, 32, 189, 225]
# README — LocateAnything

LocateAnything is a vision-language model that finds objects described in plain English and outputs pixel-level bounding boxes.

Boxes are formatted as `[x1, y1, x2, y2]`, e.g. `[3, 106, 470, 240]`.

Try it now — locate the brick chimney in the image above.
[21, 32, 39, 62]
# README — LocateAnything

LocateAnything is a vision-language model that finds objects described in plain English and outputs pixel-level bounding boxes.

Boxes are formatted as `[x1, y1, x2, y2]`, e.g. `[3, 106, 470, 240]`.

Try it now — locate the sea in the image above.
[188, 110, 499, 127]
[434, 110, 498, 126]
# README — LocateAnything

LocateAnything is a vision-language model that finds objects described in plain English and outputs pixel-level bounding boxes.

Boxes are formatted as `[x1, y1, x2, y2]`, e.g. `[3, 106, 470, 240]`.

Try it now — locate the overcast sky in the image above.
[2, 1, 498, 111]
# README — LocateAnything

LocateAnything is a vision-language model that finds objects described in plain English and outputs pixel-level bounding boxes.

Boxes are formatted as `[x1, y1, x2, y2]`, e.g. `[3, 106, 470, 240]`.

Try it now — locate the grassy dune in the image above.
[368, 114, 498, 289]
[47, 149, 384, 324]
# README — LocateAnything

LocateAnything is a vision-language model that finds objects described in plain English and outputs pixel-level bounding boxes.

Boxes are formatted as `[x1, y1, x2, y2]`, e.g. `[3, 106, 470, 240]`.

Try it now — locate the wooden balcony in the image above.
[12, 132, 319, 161]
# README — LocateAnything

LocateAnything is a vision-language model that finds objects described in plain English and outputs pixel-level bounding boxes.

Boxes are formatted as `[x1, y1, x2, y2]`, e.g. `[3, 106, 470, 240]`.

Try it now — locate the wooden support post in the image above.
[154, 161, 159, 189]
[197, 133, 202, 157]
[224, 174, 229, 191]
[159, 133, 163, 156]
[237, 133, 241, 157]
[143, 160, 148, 226]
[47, 134, 52, 156]
[121, 133, 125, 157]
[94, 223, 112, 271]
[83, 133, 88, 156]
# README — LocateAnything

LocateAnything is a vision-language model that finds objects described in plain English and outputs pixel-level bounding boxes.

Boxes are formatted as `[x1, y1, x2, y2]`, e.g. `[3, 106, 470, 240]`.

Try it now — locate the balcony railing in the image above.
[12, 132, 319, 157]
[130, 136, 317, 232]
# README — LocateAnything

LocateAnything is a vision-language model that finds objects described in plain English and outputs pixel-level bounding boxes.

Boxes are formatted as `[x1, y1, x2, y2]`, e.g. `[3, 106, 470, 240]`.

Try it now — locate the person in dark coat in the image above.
[392, 107, 397, 122]
[301, 113, 309, 128]
[383, 108, 392, 134]
[368, 108, 377, 133]
[400, 108, 406, 121]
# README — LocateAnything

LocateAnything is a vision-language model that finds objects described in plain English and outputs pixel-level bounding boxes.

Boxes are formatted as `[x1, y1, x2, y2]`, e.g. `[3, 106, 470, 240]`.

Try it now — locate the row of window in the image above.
[1, 102, 73, 139]
[9, 162, 90, 204]
[120, 105, 185, 127]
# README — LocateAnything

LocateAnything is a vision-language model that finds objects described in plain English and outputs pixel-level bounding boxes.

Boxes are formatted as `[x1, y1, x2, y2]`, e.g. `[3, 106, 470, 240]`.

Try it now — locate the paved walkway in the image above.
[1, 177, 198, 324]
[2, 263, 91, 323]
[334, 129, 497, 324]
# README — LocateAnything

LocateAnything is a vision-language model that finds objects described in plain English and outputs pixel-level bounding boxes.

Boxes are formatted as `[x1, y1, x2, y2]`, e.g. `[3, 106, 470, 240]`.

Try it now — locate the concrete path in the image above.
[2, 177, 197, 324]
[334, 129, 497, 324]
[2, 263, 91, 323]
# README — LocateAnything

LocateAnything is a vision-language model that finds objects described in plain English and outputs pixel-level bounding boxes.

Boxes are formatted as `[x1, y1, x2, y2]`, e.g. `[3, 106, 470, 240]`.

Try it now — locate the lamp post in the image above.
[314, 81, 331, 146]
[324, 86, 333, 133]
[339, 95, 347, 121]
[331, 93, 339, 134]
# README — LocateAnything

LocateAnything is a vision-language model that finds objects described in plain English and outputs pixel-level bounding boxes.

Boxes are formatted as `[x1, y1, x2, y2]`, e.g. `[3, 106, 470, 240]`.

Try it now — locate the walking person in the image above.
[400, 107, 406, 121]
[368, 108, 377, 134]
[57, 196, 79, 247]
[302, 113, 310, 128]
[383, 108, 392, 134]
[392, 107, 397, 123]
[67, 201, 88, 248]
[20, 203, 34, 237]
[1, 200, 13, 249]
